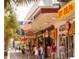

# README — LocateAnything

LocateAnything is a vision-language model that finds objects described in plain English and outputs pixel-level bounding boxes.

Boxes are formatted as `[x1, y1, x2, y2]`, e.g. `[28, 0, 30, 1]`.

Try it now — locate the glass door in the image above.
[59, 35, 68, 59]
[68, 35, 74, 57]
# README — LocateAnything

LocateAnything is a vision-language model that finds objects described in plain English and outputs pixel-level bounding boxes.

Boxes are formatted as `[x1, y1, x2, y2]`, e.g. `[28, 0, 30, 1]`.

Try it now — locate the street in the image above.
[5, 48, 50, 59]
[8, 48, 30, 59]
[4, 1, 75, 59]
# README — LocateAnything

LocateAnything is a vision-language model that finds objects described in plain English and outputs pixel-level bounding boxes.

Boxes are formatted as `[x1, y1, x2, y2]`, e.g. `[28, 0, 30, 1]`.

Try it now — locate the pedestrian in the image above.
[59, 43, 65, 59]
[50, 43, 56, 59]
[21, 46, 25, 54]
[39, 44, 44, 59]
[25, 45, 30, 59]
[34, 45, 39, 59]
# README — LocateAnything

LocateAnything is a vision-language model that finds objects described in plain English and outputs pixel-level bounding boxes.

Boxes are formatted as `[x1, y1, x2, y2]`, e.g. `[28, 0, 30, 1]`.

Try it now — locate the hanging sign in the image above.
[58, 1, 75, 20]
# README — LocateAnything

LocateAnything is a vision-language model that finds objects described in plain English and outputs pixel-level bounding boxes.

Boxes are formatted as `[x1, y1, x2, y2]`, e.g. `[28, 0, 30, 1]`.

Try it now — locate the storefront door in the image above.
[68, 35, 74, 57]
[59, 35, 68, 59]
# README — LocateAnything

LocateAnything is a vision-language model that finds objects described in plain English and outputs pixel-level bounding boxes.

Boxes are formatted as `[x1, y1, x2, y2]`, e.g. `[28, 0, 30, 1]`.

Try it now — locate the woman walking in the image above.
[25, 45, 30, 59]
[50, 43, 56, 59]
[39, 44, 44, 59]
[34, 45, 39, 59]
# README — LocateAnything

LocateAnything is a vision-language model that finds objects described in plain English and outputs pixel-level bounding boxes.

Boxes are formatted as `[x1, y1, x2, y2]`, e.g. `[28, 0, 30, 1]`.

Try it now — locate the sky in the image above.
[11, 1, 35, 21]
[11, 0, 58, 22]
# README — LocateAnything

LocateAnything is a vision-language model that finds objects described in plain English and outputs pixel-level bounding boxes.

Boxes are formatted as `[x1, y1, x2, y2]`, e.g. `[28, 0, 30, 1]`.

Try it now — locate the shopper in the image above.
[59, 44, 65, 59]
[34, 45, 39, 59]
[50, 43, 56, 59]
[25, 45, 30, 59]
[21, 46, 25, 54]
[39, 44, 44, 59]
[20, 45, 25, 54]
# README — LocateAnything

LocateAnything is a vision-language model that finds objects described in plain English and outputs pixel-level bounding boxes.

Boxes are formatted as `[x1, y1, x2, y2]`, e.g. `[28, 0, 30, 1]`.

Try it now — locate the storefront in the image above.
[35, 25, 56, 58]
[36, 31, 44, 47]
[49, 28, 57, 46]
[58, 0, 75, 59]
[36, 29, 51, 58]
[49, 27, 58, 58]
[59, 23, 68, 59]
[68, 20, 75, 57]
[58, 19, 75, 59]
[19, 36, 26, 45]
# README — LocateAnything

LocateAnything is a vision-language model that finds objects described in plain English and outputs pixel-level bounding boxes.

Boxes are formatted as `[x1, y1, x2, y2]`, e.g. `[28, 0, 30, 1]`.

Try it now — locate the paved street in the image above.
[8, 48, 30, 59]
[5, 48, 69, 59]
[5, 48, 50, 59]
[4, 48, 69, 59]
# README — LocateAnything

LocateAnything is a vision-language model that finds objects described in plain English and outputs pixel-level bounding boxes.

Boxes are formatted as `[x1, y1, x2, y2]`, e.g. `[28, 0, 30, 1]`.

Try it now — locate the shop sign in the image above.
[19, 37, 25, 44]
[59, 24, 66, 31]
[58, 1, 75, 20]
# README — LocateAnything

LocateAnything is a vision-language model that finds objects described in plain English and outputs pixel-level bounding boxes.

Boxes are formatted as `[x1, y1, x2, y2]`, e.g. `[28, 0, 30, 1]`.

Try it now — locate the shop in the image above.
[68, 20, 75, 57]
[58, 0, 75, 59]
[58, 19, 75, 59]
[49, 28, 57, 46]
[59, 23, 68, 59]
[36, 31, 44, 47]
[36, 29, 51, 58]
[35, 25, 57, 58]
[49, 27, 58, 58]
[43, 29, 51, 58]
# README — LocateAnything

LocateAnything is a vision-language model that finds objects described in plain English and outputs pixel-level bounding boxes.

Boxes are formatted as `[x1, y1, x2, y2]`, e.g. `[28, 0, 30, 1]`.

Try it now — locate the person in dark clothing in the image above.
[39, 44, 44, 59]
[20, 45, 25, 54]
[22, 47, 25, 54]
[45, 37, 48, 58]
[45, 36, 52, 58]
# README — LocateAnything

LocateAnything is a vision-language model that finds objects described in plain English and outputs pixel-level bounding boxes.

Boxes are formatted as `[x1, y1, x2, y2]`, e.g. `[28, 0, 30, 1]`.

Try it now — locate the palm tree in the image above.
[4, 3, 20, 55]
[4, 0, 39, 8]
[4, 0, 39, 56]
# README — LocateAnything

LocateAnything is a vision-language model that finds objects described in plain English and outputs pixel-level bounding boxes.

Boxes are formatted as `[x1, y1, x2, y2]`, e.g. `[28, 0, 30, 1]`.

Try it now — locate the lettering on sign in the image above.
[58, 1, 75, 20]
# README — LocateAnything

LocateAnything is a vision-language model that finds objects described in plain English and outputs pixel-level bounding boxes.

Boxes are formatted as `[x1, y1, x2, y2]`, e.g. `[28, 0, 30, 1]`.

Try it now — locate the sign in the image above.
[59, 24, 68, 35]
[59, 24, 66, 31]
[19, 36, 25, 44]
[58, 1, 75, 20]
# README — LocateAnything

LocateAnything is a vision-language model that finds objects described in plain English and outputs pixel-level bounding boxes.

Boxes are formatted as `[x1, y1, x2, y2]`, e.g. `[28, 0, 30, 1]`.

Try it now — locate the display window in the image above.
[59, 20, 75, 59]
[68, 35, 74, 57]
[59, 35, 68, 59]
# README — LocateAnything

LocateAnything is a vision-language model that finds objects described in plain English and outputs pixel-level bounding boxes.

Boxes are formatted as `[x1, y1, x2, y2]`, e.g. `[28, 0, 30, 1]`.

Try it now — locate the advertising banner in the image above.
[58, 1, 75, 20]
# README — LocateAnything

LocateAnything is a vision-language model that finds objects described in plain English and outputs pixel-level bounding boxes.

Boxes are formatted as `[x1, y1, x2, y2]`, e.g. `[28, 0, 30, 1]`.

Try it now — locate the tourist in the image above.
[59, 43, 65, 59]
[39, 44, 44, 59]
[34, 45, 39, 59]
[50, 43, 56, 59]
[25, 45, 30, 59]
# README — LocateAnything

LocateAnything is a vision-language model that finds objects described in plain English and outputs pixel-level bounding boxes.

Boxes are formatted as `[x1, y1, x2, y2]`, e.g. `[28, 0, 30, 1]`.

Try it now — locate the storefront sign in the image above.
[59, 24, 66, 31]
[59, 23, 68, 35]
[58, 1, 75, 20]
[19, 37, 25, 44]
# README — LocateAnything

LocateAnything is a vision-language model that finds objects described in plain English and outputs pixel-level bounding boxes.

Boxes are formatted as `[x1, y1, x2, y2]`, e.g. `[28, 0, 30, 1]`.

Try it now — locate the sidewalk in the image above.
[6, 48, 59, 59]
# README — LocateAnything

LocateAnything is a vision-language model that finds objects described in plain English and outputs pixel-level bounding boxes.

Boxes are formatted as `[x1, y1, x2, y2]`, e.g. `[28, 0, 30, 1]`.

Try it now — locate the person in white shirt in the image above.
[39, 45, 44, 59]
[34, 46, 39, 59]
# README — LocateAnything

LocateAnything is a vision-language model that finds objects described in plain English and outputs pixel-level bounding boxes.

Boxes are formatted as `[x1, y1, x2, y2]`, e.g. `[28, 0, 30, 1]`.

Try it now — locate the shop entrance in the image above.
[68, 35, 74, 57]
[59, 35, 68, 59]
[59, 34, 74, 59]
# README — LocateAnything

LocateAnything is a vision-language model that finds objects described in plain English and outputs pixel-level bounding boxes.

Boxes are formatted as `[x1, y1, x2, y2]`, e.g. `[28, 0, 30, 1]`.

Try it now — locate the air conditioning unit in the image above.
[52, 3, 60, 8]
